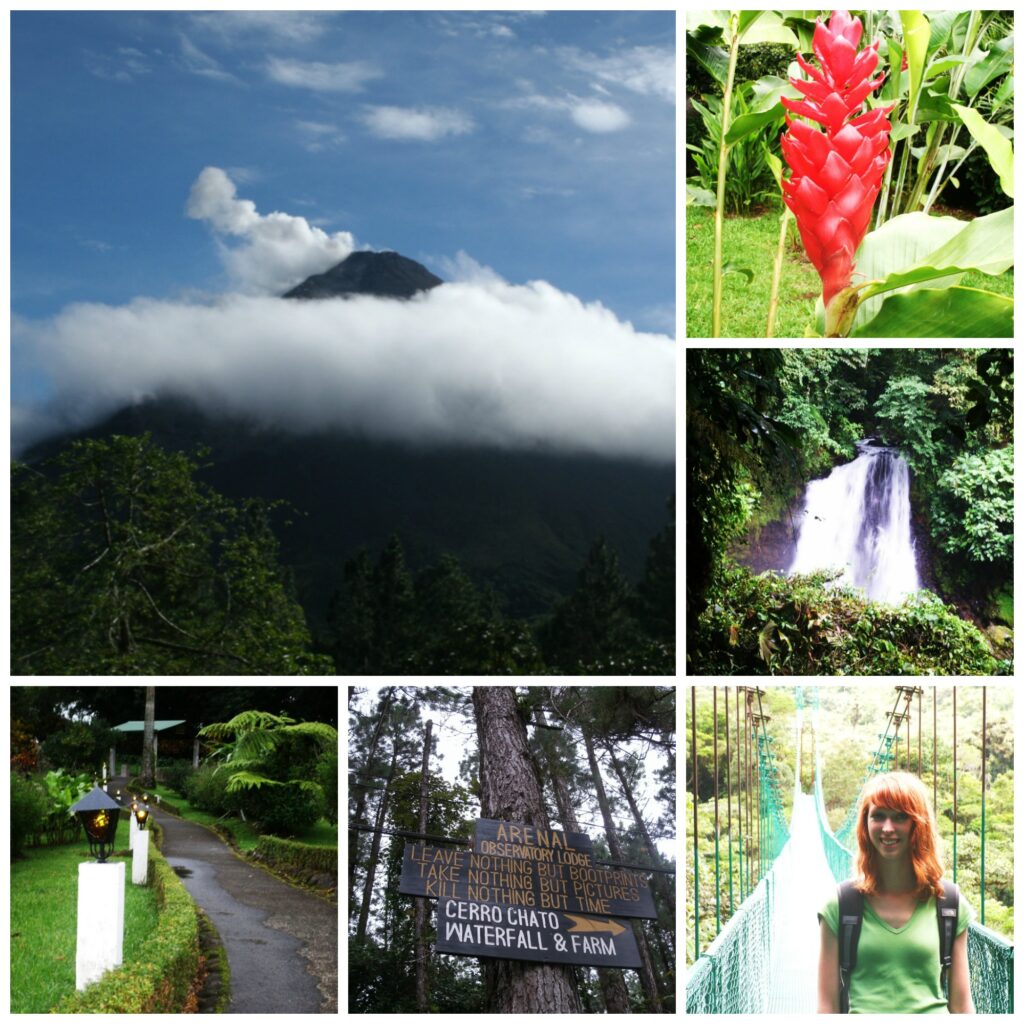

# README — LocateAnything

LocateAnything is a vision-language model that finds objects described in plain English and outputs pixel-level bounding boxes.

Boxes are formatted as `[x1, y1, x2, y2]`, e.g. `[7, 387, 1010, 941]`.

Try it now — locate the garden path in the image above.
[118, 782, 337, 1014]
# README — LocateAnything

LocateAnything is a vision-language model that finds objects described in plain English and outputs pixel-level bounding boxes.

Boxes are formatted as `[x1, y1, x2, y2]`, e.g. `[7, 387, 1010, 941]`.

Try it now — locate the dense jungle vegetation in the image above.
[687, 348, 1013, 675]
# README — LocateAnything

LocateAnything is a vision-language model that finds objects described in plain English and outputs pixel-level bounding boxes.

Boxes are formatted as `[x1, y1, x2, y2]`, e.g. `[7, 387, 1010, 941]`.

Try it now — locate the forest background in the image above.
[347, 685, 676, 1014]
[685, 684, 1014, 969]
[687, 347, 1013, 675]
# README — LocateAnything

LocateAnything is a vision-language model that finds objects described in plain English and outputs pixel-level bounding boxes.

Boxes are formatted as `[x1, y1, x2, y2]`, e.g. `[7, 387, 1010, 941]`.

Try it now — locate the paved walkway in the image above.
[121, 784, 337, 1014]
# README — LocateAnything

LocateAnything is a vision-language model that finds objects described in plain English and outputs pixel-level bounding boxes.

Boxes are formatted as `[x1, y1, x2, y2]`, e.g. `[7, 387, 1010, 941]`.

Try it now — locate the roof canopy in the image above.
[112, 720, 186, 732]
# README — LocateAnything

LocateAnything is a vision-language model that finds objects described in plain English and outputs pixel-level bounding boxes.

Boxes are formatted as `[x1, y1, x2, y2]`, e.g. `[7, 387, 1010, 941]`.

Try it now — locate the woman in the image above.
[817, 772, 974, 1014]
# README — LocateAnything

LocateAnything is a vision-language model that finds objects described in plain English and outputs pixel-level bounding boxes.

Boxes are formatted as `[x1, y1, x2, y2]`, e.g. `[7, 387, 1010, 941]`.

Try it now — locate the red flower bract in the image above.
[781, 10, 893, 308]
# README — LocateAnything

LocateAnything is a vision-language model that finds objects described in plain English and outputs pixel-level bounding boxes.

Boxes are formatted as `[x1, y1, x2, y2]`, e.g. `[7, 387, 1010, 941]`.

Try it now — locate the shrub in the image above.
[160, 760, 195, 799]
[184, 764, 236, 816]
[40, 721, 116, 773]
[52, 846, 200, 1012]
[11, 774, 48, 856]
[238, 781, 325, 837]
[316, 747, 338, 825]
[253, 835, 338, 876]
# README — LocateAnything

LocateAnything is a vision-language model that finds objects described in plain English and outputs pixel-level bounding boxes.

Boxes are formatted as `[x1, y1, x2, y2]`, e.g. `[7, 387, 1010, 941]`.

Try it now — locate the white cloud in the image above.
[13, 282, 674, 463]
[189, 12, 326, 45]
[296, 120, 346, 152]
[83, 47, 151, 82]
[570, 99, 631, 133]
[361, 105, 475, 142]
[178, 34, 238, 83]
[185, 167, 355, 293]
[559, 46, 675, 102]
[267, 56, 380, 92]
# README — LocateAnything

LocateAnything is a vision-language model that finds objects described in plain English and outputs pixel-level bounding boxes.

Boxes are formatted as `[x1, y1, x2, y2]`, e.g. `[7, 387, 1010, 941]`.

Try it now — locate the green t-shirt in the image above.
[819, 889, 972, 1014]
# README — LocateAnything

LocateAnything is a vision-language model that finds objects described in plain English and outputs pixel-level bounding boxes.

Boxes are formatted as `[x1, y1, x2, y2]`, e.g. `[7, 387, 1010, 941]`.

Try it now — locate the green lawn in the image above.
[150, 783, 336, 851]
[686, 205, 1014, 338]
[11, 816, 160, 1013]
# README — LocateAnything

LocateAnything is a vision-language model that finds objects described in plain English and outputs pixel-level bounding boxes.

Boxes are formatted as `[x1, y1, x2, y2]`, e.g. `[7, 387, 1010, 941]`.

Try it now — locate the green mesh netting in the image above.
[686, 873, 773, 1014]
[968, 924, 1014, 1014]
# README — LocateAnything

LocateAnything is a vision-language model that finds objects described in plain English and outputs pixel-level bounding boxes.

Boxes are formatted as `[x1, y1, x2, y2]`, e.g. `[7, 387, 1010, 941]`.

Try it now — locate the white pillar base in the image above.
[132, 830, 150, 885]
[128, 815, 137, 850]
[76, 861, 125, 990]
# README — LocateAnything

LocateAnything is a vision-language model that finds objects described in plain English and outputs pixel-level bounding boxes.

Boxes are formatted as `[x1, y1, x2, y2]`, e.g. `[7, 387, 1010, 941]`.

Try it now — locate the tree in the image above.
[141, 686, 156, 788]
[12, 434, 330, 675]
[197, 709, 338, 836]
[471, 687, 581, 1013]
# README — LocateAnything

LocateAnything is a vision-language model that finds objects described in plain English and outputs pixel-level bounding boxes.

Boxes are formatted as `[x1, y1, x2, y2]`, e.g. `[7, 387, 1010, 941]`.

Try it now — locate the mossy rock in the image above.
[985, 624, 1013, 650]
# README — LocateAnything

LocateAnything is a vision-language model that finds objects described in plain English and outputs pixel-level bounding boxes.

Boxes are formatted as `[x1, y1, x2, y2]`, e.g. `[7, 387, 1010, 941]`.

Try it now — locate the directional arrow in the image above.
[564, 914, 626, 936]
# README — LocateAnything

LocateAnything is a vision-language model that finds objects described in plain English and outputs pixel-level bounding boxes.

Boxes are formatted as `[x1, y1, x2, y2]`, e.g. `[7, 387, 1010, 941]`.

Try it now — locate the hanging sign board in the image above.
[472, 817, 594, 857]
[435, 897, 642, 968]
[399, 819, 656, 919]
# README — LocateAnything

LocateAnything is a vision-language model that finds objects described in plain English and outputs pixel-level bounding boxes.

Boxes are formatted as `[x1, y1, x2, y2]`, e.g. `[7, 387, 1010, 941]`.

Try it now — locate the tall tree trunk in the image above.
[537, 709, 631, 1014]
[349, 688, 394, 914]
[472, 687, 581, 1013]
[356, 742, 396, 942]
[141, 686, 156, 788]
[415, 719, 433, 1013]
[582, 727, 663, 1012]
[605, 744, 676, 960]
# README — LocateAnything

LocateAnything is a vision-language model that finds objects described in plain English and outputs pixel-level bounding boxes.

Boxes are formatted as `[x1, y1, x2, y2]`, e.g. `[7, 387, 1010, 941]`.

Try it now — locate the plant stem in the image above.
[765, 207, 791, 338]
[712, 14, 741, 338]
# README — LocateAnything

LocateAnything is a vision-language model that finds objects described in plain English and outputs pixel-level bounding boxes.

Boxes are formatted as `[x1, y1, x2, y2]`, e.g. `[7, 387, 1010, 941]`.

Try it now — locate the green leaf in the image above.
[860, 207, 1014, 302]
[722, 261, 754, 285]
[899, 11, 931, 119]
[882, 40, 905, 102]
[764, 150, 783, 191]
[889, 122, 920, 142]
[849, 211, 972, 329]
[916, 86, 957, 123]
[852, 287, 1013, 338]
[725, 75, 801, 146]
[686, 184, 716, 207]
[924, 55, 968, 80]
[686, 30, 729, 86]
[737, 11, 799, 46]
[963, 34, 1014, 99]
[952, 104, 1014, 198]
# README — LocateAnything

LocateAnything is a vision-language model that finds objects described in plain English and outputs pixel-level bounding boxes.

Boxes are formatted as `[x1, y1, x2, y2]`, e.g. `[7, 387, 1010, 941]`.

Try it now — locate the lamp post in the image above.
[68, 786, 125, 990]
[131, 798, 151, 886]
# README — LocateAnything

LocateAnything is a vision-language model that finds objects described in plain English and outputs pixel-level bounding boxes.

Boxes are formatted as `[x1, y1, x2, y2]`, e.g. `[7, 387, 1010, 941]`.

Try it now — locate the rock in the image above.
[283, 250, 443, 300]
[985, 624, 1013, 649]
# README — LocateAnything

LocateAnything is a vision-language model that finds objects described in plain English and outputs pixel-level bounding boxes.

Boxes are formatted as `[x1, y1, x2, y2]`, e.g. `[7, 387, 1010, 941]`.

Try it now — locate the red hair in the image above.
[854, 771, 945, 900]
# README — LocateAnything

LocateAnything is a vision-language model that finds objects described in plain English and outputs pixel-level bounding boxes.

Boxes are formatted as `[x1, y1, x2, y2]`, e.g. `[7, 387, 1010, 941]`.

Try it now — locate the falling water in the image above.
[789, 440, 920, 603]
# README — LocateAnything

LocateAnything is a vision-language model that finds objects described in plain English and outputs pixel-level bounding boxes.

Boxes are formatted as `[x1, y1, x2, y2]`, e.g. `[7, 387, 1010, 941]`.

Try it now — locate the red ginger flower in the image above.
[781, 10, 893, 308]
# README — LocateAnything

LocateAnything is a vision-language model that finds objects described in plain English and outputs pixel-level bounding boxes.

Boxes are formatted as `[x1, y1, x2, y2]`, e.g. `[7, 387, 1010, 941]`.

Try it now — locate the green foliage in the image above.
[317, 746, 339, 825]
[11, 434, 329, 675]
[931, 445, 1013, 563]
[184, 764, 236, 816]
[874, 376, 943, 473]
[160, 759, 195, 799]
[40, 720, 115, 773]
[254, 834, 338, 875]
[693, 562, 1004, 676]
[198, 709, 338, 836]
[10, 774, 48, 857]
[52, 849, 199, 1013]
[687, 90, 778, 215]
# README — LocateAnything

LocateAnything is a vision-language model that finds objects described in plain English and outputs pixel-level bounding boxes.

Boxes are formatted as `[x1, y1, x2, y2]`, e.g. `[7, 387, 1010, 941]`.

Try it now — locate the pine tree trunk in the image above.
[349, 688, 394, 914]
[582, 727, 663, 1012]
[356, 743, 396, 942]
[537, 709, 631, 1014]
[141, 686, 156, 788]
[472, 687, 581, 1013]
[415, 719, 433, 1012]
[606, 744, 676, 961]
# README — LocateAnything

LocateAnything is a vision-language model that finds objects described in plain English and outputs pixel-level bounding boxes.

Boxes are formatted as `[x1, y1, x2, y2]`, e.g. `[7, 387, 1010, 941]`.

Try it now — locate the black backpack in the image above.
[837, 879, 959, 1014]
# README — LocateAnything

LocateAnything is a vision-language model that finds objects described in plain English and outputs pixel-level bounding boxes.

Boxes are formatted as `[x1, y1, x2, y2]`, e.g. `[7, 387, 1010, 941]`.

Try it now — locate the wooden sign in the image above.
[399, 842, 656, 919]
[472, 817, 594, 857]
[435, 897, 642, 968]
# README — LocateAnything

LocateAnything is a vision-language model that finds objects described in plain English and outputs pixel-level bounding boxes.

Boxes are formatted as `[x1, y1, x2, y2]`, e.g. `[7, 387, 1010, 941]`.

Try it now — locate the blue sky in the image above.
[12, 10, 674, 329]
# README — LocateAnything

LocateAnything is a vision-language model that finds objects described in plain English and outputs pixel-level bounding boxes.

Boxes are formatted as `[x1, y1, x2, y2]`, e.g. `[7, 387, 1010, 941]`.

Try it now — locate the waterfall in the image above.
[789, 440, 919, 604]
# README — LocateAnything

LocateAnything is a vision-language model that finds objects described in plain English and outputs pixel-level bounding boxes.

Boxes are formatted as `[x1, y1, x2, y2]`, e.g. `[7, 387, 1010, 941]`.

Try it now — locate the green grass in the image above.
[150, 783, 336, 851]
[686, 205, 1015, 338]
[11, 816, 160, 1013]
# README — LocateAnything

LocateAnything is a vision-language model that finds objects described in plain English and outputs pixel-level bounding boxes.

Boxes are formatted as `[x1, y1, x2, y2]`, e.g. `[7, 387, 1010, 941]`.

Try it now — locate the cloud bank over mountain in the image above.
[14, 169, 674, 463]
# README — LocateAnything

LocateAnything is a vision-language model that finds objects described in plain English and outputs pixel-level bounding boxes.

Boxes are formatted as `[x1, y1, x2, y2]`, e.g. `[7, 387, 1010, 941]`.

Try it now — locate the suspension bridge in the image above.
[686, 686, 1013, 1014]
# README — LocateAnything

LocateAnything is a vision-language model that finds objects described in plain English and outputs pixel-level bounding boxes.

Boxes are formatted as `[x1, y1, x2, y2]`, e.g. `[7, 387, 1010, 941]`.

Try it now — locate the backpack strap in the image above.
[936, 880, 960, 1001]
[837, 881, 864, 1014]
